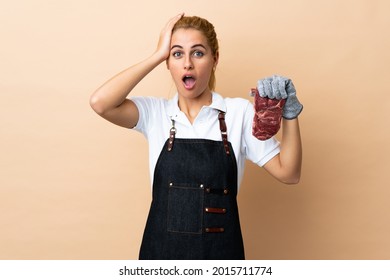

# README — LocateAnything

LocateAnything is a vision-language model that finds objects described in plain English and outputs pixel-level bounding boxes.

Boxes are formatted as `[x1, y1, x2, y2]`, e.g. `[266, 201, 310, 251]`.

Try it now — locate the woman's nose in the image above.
[184, 55, 193, 70]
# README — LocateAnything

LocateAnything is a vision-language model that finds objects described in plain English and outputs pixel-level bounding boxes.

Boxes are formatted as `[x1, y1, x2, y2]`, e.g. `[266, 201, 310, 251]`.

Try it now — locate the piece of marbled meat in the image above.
[251, 88, 286, 141]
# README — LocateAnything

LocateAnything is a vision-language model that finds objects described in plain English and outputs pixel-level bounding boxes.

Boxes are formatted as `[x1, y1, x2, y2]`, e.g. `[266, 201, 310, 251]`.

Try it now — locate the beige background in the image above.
[1, 0, 389, 259]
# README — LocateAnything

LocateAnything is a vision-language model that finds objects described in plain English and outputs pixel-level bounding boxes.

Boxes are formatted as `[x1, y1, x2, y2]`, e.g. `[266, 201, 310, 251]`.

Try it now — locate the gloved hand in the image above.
[257, 75, 303, 119]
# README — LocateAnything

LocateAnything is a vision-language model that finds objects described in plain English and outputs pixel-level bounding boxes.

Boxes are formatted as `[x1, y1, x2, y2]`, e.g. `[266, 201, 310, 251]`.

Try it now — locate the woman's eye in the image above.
[193, 51, 204, 57]
[172, 52, 182, 58]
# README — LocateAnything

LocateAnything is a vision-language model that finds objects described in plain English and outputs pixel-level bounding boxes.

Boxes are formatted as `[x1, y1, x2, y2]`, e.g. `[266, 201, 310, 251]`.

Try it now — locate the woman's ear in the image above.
[213, 51, 219, 68]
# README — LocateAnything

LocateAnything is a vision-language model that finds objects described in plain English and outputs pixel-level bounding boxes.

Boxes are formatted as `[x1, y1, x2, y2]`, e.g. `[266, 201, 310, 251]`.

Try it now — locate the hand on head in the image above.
[155, 13, 185, 61]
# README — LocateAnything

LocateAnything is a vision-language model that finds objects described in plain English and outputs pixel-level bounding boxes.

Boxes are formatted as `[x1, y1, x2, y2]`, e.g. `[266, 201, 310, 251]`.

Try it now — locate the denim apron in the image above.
[139, 111, 245, 259]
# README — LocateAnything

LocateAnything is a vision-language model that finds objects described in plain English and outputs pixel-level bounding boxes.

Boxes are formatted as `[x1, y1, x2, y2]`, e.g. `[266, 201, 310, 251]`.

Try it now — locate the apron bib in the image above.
[139, 112, 245, 260]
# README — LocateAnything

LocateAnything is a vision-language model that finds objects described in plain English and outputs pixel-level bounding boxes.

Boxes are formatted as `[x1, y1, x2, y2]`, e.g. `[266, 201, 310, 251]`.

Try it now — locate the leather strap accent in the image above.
[205, 227, 225, 233]
[167, 120, 176, 152]
[205, 207, 227, 214]
[218, 111, 230, 155]
[205, 187, 230, 195]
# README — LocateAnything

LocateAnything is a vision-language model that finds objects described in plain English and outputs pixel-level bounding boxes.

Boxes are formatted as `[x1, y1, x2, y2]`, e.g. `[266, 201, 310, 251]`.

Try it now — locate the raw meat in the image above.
[251, 88, 286, 141]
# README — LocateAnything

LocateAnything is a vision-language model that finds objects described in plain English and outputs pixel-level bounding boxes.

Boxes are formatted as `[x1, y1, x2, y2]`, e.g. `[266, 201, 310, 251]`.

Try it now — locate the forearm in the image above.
[278, 118, 302, 183]
[90, 52, 165, 114]
[90, 13, 185, 115]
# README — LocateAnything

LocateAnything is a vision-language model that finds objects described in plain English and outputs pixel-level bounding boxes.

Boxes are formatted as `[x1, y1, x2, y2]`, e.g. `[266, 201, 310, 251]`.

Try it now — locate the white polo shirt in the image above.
[131, 92, 280, 191]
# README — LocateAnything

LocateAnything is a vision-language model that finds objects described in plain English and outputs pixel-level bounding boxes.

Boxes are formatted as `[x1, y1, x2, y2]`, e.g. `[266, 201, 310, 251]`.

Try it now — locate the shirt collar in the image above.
[167, 92, 227, 119]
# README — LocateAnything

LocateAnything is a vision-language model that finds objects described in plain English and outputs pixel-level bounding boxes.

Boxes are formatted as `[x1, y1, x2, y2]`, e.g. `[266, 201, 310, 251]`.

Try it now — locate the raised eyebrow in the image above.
[170, 45, 183, 50]
[191, 44, 206, 50]
[170, 44, 207, 50]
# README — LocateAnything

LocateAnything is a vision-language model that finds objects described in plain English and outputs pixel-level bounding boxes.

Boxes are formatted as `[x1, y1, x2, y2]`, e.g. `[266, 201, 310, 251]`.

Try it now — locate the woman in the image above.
[90, 13, 302, 260]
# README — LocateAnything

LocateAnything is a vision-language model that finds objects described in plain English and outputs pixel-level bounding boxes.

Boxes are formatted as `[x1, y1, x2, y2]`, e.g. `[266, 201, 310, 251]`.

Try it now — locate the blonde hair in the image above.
[172, 16, 219, 91]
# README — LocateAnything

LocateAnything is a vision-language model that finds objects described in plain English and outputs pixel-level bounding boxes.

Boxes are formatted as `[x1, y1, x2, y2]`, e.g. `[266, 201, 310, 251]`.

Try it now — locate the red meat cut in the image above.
[251, 88, 286, 141]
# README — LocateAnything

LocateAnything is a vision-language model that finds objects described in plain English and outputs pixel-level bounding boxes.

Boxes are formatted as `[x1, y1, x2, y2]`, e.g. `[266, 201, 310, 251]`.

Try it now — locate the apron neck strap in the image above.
[167, 112, 230, 155]
[218, 111, 230, 155]
[167, 119, 176, 152]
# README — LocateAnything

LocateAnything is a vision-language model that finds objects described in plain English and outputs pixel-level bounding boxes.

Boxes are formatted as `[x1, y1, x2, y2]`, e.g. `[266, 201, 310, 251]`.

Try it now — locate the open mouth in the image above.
[182, 75, 196, 90]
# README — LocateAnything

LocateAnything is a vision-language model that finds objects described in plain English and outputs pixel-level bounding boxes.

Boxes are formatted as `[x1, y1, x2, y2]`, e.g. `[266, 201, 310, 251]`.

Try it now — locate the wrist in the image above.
[282, 95, 303, 119]
[151, 50, 169, 65]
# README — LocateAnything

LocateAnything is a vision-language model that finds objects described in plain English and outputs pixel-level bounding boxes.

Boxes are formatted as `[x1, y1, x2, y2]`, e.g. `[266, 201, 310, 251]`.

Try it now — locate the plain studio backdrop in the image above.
[1, 0, 389, 259]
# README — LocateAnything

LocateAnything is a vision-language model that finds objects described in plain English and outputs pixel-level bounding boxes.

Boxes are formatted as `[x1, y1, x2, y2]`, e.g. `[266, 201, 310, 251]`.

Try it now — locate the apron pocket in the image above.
[167, 182, 203, 234]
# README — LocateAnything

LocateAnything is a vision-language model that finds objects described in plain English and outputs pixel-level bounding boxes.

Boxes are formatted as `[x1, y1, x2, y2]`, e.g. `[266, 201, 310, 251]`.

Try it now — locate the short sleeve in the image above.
[130, 96, 159, 137]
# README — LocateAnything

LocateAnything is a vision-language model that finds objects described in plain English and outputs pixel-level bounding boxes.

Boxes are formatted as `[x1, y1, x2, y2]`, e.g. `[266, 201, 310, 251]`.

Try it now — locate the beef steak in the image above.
[251, 88, 286, 141]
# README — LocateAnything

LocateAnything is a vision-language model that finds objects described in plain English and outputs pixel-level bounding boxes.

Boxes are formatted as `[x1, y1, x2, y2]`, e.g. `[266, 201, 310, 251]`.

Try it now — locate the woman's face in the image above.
[167, 28, 218, 100]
